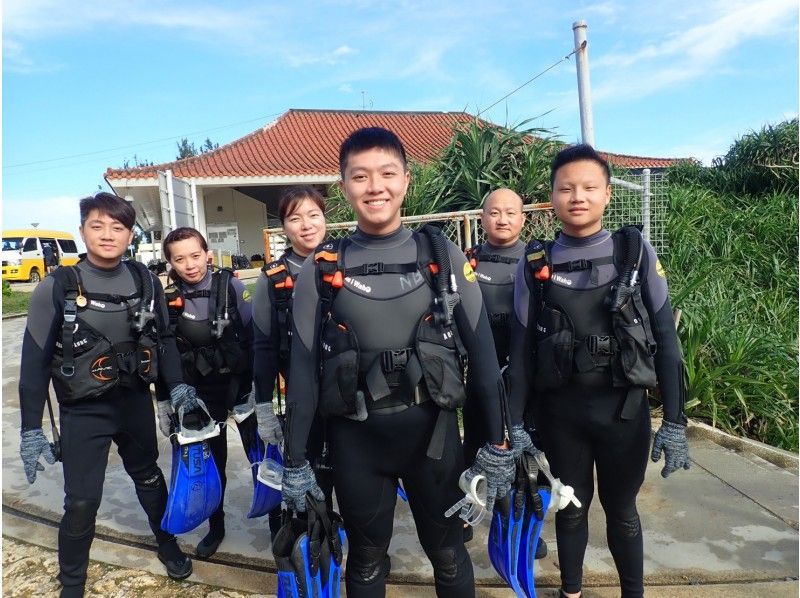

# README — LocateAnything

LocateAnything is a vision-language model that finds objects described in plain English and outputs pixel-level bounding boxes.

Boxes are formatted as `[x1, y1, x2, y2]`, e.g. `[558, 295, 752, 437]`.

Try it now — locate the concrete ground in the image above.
[2, 314, 798, 597]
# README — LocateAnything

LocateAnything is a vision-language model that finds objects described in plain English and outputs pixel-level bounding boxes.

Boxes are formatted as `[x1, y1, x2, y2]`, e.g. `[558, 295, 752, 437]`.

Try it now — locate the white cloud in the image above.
[2, 195, 87, 246]
[338, 83, 354, 93]
[591, 0, 798, 101]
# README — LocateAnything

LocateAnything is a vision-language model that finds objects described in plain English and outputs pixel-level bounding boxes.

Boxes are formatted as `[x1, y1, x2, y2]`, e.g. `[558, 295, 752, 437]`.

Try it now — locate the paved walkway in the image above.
[2, 315, 798, 596]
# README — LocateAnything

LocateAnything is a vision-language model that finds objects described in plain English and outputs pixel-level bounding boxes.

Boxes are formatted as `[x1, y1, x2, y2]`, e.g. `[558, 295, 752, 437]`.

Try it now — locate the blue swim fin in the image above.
[516, 486, 551, 598]
[236, 412, 283, 518]
[273, 494, 346, 598]
[488, 487, 526, 596]
[161, 405, 223, 535]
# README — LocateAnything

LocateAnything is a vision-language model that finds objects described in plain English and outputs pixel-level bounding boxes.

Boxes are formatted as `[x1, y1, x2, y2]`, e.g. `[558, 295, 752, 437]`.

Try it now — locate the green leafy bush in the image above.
[665, 186, 798, 450]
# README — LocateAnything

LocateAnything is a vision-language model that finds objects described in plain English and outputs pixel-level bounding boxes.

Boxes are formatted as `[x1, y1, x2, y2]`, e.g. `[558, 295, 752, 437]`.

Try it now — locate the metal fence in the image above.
[262, 170, 667, 259]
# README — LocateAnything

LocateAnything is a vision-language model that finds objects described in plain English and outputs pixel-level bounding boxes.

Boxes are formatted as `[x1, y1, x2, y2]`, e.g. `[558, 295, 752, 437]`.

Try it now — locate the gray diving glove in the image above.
[651, 420, 691, 478]
[510, 424, 534, 460]
[156, 400, 175, 437]
[255, 401, 284, 447]
[20, 428, 57, 484]
[169, 383, 205, 414]
[463, 443, 515, 513]
[281, 461, 325, 512]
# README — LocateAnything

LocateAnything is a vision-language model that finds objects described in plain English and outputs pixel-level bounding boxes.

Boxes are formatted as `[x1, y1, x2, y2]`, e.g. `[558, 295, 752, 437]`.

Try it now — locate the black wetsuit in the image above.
[285, 226, 506, 598]
[252, 248, 332, 529]
[19, 259, 184, 591]
[166, 269, 253, 534]
[507, 229, 686, 598]
[462, 240, 525, 465]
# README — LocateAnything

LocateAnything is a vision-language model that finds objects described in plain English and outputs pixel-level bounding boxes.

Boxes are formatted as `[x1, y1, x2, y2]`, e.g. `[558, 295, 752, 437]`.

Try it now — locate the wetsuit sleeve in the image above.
[641, 242, 687, 425]
[284, 258, 323, 466]
[19, 277, 61, 431]
[252, 273, 280, 405]
[153, 273, 184, 391]
[448, 243, 506, 444]
[231, 276, 253, 327]
[507, 258, 535, 425]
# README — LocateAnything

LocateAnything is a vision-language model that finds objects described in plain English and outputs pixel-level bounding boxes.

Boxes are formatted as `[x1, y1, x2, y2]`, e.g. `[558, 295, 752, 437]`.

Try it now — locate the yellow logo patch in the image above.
[463, 262, 477, 283]
[655, 260, 666, 278]
[242, 290, 252, 302]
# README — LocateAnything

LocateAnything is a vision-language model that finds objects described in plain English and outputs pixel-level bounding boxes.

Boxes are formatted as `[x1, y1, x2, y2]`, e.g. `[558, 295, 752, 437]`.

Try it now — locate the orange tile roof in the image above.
[105, 109, 682, 181]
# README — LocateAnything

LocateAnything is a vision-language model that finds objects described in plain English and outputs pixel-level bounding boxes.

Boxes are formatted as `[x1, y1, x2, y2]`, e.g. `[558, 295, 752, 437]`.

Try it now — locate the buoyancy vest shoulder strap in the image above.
[125, 260, 157, 333]
[263, 253, 295, 359]
[52, 266, 80, 376]
[209, 267, 236, 339]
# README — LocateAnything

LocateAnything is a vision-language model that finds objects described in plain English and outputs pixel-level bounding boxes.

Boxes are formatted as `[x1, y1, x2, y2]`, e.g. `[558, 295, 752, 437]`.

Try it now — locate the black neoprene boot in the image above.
[196, 524, 225, 558]
[158, 538, 193, 579]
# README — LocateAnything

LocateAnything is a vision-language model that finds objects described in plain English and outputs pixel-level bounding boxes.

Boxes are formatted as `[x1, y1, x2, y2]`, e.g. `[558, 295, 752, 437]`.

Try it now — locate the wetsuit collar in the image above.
[351, 225, 412, 249]
[484, 239, 525, 255]
[555, 229, 611, 248]
[183, 268, 213, 291]
[79, 258, 125, 279]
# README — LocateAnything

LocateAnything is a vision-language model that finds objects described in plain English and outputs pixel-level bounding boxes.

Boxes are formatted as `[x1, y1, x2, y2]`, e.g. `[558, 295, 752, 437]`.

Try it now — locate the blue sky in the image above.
[3, 0, 798, 236]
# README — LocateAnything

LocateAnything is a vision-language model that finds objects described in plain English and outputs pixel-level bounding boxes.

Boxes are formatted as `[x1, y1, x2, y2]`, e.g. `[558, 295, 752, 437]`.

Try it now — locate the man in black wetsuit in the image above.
[507, 145, 690, 598]
[279, 127, 516, 598]
[18, 193, 202, 597]
[462, 187, 527, 464]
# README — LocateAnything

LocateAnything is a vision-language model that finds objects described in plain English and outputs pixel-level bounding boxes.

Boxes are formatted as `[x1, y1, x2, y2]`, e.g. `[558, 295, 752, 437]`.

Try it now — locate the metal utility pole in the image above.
[572, 20, 595, 147]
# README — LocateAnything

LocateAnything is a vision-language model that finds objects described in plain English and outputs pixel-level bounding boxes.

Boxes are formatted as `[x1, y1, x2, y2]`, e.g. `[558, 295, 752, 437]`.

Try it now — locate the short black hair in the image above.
[339, 127, 407, 177]
[550, 144, 611, 187]
[79, 192, 136, 230]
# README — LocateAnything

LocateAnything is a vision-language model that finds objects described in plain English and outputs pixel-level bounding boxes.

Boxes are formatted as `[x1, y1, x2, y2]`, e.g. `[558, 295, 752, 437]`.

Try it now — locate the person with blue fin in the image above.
[251, 185, 331, 541]
[506, 144, 691, 597]
[156, 226, 256, 558]
[278, 126, 517, 597]
[18, 192, 195, 597]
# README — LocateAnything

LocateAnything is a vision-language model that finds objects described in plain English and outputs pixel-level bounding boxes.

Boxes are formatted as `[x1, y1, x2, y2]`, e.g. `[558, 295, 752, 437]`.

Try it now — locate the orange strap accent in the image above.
[266, 264, 287, 276]
[535, 264, 551, 281]
[168, 296, 184, 308]
[429, 263, 439, 275]
[469, 258, 477, 268]
[332, 270, 344, 288]
[315, 251, 338, 263]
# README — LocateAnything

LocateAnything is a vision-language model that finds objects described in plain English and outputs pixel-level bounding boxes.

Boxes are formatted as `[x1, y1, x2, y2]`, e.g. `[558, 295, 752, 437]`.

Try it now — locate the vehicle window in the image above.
[23, 238, 39, 252]
[57, 239, 78, 253]
[2, 237, 23, 251]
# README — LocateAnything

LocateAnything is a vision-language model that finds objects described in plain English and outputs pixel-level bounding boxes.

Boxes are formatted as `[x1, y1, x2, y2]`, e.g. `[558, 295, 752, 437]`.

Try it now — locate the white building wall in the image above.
[202, 188, 269, 258]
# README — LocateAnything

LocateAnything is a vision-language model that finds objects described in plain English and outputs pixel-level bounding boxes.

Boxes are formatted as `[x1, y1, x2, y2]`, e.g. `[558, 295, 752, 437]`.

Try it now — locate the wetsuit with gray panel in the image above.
[506, 229, 686, 598]
[165, 268, 253, 534]
[285, 226, 507, 598]
[19, 259, 184, 592]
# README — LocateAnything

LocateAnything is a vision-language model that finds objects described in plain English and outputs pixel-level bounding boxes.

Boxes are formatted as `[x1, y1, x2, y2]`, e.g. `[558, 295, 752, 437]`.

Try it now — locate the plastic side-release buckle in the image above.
[587, 335, 614, 355]
[364, 262, 384, 275]
[381, 348, 411, 373]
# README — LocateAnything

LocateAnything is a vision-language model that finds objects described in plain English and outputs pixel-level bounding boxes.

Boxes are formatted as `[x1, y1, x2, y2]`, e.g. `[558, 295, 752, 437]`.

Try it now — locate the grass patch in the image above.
[2, 286, 32, 316]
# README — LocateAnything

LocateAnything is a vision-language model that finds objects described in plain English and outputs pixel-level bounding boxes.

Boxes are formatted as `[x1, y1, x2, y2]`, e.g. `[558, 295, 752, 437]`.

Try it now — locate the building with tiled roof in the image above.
[105, 108, 682, 260]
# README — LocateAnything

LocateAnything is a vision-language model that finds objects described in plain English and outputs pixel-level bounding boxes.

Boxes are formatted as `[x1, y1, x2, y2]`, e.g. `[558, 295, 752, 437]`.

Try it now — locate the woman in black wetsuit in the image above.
[251, 185, 328, 537]
[279, 127, 517, 598]
[507, 144, 690, 598]
[158, 227, 254, 558]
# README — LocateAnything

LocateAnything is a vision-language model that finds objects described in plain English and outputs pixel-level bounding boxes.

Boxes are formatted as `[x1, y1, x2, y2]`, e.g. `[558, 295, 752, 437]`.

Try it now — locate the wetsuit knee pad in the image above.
[425, 546, 470, 586]
[63, 497, 100, 536]
[608, 512, 642, 539]
[346, 545, 390, 585]
[556, 504, 588, 532]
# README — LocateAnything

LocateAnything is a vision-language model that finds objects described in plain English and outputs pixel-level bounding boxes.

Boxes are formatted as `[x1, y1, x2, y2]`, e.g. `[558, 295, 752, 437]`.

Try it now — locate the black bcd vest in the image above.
[524, 226, 658, 393]
[164, 268, 251, 389]
[313, 226, 468, 418]
[262, 252, 297, 379]
[50, 260, 160, 403]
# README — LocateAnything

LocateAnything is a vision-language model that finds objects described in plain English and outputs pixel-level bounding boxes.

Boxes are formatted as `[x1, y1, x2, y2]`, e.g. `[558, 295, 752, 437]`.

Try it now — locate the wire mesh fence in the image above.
[262, 170, 668, 259]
